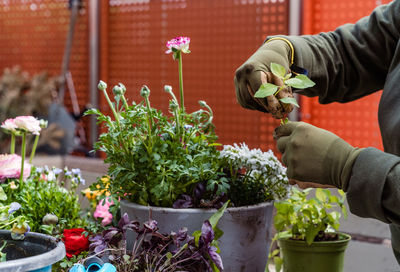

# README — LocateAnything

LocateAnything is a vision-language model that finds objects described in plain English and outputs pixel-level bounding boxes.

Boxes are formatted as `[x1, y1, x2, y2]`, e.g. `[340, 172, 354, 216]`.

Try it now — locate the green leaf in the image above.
[274, 256, 283, 272]
[0, 187, 6, 201]
[254, 83, 278, 98]
[279, 97, 299, 108]
[270, 63, 286, 78]
[286, 74, 315, 89]
[315, 188, 327, 203]
[208, 200, 229, 229]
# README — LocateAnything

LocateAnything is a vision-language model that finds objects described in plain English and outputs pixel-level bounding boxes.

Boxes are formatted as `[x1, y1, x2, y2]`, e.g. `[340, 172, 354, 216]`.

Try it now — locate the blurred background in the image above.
[0, 0, 386, 157]
[0, 0, 397, 271]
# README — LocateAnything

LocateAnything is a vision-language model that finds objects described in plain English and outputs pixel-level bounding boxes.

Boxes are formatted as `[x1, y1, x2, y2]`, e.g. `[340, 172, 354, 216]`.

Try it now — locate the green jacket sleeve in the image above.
[347, 148, 400, 225]
[282, 0, 400, 104]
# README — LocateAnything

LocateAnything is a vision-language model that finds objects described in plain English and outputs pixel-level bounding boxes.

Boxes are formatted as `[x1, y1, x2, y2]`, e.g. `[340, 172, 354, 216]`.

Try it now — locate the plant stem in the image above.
[121, 95, 129, 110]
[274, 85, 285, 96]
[178, 52, 185, 112]
[10, 133, 15, 154]
[19, 132, 26, 184]
[102, 88, 120, 128]
[29, 134, 39, 163]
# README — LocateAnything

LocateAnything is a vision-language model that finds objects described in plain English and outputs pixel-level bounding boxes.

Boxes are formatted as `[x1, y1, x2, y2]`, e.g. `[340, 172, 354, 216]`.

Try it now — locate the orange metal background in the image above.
[0, 0, 390, 155]
[0, 0, 89, 113]
[100, 0, 289, 152]
[300, 0, 392, 150]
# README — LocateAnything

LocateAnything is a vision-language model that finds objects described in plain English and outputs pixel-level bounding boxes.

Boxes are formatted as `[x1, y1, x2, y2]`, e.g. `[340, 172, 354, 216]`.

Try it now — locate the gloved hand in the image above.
[234, 39, 295, 119]
[274, 121, 363, 190]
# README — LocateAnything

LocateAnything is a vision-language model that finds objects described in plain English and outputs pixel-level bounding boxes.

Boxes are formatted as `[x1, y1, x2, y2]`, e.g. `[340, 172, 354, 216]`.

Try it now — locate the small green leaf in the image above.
[315, 188, 327, 203]
[254, 83, 278, 98]
[274, 256, 283, 272]
[166, 252, 173, 259]
[0, 187, 6, 201]
[270, 63, 286, 78]
[209, 200, 229, 229]
[286, 74, 315, 89]
[279, 97, 300, 108]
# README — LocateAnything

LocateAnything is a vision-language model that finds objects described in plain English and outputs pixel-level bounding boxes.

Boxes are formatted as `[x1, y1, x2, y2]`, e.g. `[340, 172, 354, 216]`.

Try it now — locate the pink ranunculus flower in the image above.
[0, 154, 31, 181]
[14, 116, 41, 135]
[93, 198, 114, 226]
[166, 36, 190, 54]
[1, 118, 17, 132]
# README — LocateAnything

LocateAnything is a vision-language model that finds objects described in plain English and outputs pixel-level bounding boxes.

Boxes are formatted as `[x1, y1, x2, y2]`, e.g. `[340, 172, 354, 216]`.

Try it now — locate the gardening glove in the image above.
[234, 38, 295, 119]
[274, 121, 363, 191]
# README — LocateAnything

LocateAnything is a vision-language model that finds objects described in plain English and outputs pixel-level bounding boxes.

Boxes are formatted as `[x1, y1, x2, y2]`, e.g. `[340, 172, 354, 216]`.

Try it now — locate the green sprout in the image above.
[254, 63, 315, 124]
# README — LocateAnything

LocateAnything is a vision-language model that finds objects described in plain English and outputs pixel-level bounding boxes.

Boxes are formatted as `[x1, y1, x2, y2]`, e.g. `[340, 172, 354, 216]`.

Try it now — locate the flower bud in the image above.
[39, 119, 48, 129]
[164, 85, 173, 93]
[98, 80, 107, 91]
[198, 100, 207, 107]
[112, 85, 124, 96]
[42, 213, 59, 225]
[169, 100, 178, 110]
[140, 85, 150, 98]
[119, 83, 126, 94]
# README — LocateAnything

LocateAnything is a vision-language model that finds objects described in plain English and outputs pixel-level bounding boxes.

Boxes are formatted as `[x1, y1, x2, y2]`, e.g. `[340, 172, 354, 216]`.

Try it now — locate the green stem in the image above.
[29, 134, 39, 163]
[178, 52, 185, 112]
[102, 89, 120, 128]
[121, 95, 129, 110]
[274, 85, 285, 96]
[144, 96, 153, 149]
[10, 133, 15, 154]
[19, 133, 26, 184]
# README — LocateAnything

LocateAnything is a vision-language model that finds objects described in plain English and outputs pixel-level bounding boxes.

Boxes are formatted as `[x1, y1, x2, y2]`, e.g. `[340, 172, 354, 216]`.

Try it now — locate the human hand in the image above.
[274, 121, 362, 190]
[234, 39, 295, 119]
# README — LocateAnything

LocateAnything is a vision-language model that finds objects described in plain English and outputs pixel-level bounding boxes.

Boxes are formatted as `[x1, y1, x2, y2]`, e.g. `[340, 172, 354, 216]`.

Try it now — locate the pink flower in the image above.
[14, 116, 41, 135]
[1, 118, 17, 132]
[93, 198, 114, 226]
[0, 154, 31, 181]
[166, 36, 190, 54]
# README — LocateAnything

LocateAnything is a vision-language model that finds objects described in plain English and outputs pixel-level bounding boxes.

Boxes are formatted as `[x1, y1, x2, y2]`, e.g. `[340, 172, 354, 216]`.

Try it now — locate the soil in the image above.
[291, 231, 340, 242]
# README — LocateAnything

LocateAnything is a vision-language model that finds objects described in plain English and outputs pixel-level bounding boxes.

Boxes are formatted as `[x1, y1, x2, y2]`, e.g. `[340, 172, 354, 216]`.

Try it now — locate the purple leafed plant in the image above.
[88, 209, 226, 272]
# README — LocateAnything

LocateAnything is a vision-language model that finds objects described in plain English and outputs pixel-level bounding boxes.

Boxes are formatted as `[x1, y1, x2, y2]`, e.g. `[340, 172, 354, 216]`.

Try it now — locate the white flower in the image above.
[14, 116, 41, 135]
[1, 118, 17, 132]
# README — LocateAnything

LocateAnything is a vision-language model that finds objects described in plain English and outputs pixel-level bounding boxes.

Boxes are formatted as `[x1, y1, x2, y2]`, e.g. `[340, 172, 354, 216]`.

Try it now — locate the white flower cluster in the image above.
[220, 143, 289, 199]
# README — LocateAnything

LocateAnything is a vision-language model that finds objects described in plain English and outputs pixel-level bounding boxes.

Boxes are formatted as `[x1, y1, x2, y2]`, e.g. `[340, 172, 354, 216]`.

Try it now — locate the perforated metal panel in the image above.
[301, 0, 391, 150]
[100, 0, 289, 151]
[0, 0, 89, 111]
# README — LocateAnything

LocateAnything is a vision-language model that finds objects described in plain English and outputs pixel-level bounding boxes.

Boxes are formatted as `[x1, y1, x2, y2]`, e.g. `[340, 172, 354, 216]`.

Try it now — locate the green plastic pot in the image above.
[278, 233, 351, 272]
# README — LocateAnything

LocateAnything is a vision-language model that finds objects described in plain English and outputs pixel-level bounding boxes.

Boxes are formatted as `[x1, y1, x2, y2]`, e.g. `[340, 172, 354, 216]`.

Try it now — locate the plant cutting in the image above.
[254, 63, 315, 124]
[86, 36, 290, 271]
[267, 187, 350, 272]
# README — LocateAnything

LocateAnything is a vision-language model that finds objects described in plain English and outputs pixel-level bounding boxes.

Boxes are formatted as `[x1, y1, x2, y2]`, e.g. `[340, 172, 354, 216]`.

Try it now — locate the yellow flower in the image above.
[82, 176, 110, 200]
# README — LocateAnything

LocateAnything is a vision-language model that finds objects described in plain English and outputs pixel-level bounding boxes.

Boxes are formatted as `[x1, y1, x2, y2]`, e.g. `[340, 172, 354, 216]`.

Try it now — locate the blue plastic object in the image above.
[69, 261, 116, 272]
[69, 264, 86, 272]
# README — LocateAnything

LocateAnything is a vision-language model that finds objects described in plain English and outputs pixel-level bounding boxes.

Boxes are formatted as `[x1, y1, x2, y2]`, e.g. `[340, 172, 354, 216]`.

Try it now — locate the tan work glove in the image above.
[234, 38, 295, 119]
[274, 121, 363, 190]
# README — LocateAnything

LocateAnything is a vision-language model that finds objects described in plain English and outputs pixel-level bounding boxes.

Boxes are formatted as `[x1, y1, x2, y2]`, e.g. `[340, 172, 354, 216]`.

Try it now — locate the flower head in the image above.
[14, 116, 41, 135]
[62, 228, 89, 258]
[0, 154, 31, 181]
[98, 80, 107, 91]
[165, 36, 190, 54]
[93, 198, 114, 226]
[1, 118, 17, 133]
[8, 202, 21, 214]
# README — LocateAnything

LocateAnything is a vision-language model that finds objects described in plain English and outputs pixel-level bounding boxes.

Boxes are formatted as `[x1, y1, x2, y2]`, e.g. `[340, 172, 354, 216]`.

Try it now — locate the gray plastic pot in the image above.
[0, 230, 65, 272]
[121, 200, 274, 272]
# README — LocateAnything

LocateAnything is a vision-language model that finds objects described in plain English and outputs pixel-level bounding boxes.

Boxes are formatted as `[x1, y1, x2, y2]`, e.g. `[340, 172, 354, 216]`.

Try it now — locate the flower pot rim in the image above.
[120, 199, 273, 213]
[278, 232, 351, 246]
[0, 230, 66, 271]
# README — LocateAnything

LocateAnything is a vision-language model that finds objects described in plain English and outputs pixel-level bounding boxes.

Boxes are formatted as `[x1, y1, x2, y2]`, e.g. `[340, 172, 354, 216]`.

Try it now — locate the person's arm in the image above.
[278, 0, 400, 103]
[347, 148, 400, 225]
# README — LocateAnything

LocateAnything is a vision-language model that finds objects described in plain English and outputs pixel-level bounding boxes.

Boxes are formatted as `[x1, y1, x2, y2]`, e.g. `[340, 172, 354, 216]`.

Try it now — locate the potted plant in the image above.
[85, 36, 295, 271]
[0, 116, 68, 271]
[267, 187, 351, 272]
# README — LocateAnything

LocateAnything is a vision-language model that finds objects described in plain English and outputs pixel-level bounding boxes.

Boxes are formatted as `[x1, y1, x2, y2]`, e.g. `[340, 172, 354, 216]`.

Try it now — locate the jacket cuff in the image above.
[347, 147, 400, 223]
